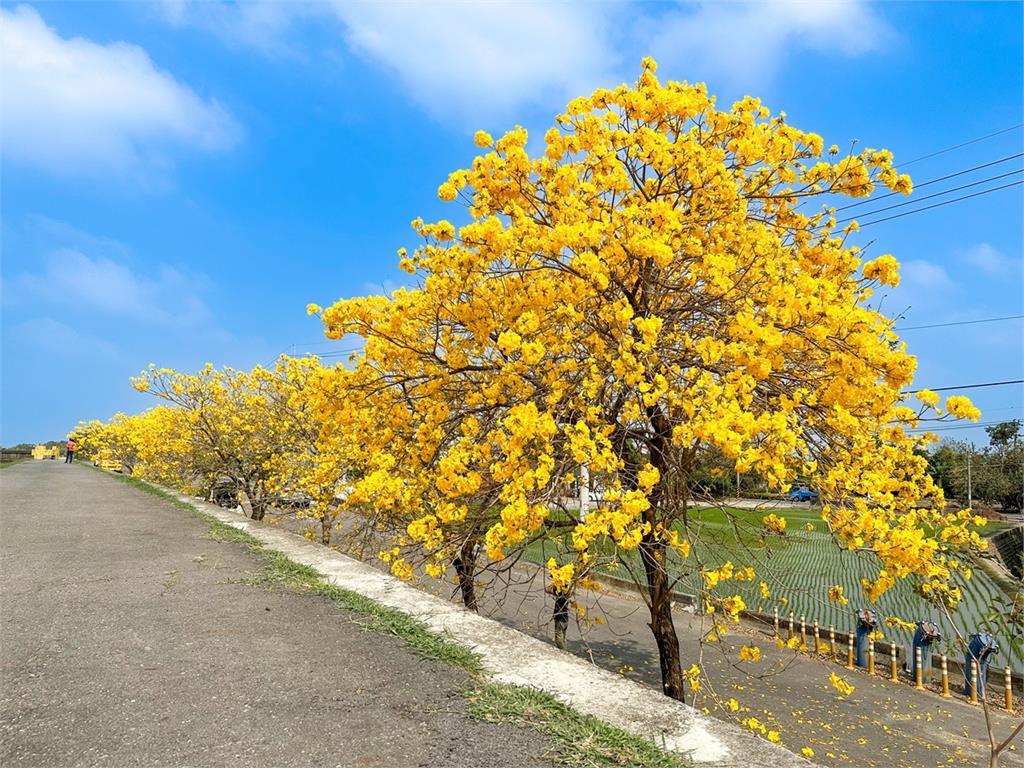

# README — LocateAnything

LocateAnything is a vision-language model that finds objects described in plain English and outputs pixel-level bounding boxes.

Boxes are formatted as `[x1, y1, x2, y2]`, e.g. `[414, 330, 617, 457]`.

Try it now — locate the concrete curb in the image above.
[155, 485, 815, 767]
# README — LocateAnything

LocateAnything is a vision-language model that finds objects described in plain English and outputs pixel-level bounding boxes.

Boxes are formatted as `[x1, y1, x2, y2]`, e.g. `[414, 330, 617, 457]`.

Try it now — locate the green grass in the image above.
[242, 548, 483, 674]
[467, 683, 688, 768]
[0, 458, 31, 469]
[204, 517, 263, 547]
[93, 465, 689, 767]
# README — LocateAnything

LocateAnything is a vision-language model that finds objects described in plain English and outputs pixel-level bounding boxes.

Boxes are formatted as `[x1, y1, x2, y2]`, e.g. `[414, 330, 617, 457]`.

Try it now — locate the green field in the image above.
[527, 505, 1023, 669]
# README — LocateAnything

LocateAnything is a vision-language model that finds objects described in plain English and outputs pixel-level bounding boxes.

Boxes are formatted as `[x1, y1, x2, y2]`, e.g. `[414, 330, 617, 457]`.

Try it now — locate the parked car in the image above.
[208, 479, 239, 509]
[787, 485, 818, 502]
[273, 491, 313, 511]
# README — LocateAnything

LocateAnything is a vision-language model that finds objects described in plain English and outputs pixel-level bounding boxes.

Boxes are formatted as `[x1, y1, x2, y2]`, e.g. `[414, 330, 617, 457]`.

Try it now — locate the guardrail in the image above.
[589, 570, 1024, 696]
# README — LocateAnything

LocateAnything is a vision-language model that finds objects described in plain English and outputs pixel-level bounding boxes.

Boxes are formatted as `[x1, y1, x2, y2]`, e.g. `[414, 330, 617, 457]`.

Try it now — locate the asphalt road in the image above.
[0, 461, 553, 768]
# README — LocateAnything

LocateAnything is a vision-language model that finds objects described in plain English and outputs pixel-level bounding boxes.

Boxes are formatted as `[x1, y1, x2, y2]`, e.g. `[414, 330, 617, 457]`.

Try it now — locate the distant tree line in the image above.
[928, 420, 1023, 512]
[2, 440, 64, 451]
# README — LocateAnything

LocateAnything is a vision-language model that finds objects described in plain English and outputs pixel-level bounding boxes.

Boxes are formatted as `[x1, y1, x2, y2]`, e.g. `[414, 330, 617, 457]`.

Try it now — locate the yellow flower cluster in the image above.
[738, 645, 762, 662]
[546, 558, 575, 593]
[827, 585, 849, 606]
[828, 672, 855, 697]
[885, 616, 916, 632]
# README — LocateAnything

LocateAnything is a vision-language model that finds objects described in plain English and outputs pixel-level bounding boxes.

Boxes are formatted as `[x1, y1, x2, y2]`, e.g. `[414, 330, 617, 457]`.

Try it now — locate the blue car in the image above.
[787, 486, 818, 502]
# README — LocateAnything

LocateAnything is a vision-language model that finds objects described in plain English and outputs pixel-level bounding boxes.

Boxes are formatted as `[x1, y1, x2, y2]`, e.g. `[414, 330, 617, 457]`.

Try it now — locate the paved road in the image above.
[0, 462, 553, 768]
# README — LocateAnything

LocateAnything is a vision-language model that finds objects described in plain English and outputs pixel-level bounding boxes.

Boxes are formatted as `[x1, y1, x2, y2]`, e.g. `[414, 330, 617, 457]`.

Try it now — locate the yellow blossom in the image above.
[739, 645, 762, 662]
[829, 672, 855, 696]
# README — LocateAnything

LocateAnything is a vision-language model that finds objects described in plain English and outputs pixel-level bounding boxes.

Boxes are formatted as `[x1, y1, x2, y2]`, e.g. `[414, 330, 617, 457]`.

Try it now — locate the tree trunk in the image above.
[640, 403, 687, 702]
[453, 539, 479, 612]
[640, 534, 687, 702]
[249, 494, 266, 521]
[321, 515, 331, 546]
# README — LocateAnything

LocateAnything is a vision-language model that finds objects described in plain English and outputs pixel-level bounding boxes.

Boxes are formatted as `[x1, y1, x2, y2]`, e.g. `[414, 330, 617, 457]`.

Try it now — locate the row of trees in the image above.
[77, 61, 990, 713]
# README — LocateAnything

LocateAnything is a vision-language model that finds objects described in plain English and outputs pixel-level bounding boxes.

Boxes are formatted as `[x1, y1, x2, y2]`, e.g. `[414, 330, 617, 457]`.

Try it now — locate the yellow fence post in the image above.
[940, 654, 950, 697]
[829, 625, 836, 661]
[915, 647, 924, 690]
[813, 620, 821, 655]
[774, 607, 780, 637]
[890, 643, 898, 682]
[970, 659, 979, 704]
[868, 639, 875, 675]
[1005, 666, 1013, 711]
[788, 612, 795, 640]
[847, 634, 854, 670]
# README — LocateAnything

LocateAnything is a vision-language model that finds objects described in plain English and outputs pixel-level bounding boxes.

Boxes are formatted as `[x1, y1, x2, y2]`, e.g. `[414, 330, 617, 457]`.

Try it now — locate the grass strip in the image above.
[242, 548, 483, 674]
[94, 466, 691, 767]
[467, 682, 689, 768]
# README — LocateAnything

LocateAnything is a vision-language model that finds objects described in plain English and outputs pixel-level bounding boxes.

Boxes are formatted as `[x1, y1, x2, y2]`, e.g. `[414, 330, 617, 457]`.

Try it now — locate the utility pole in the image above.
[967, 448, 973, 508]
[579, 463, 590, 522]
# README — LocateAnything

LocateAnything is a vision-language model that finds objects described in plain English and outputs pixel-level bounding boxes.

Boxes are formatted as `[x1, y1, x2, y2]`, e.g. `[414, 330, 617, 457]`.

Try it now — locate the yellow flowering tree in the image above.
[265, 356, 352, 545]
[74, 418, 123, 466]
[131, 361, 309, 521]
[302, 338, 529, 611]
[309, 59, 984, 702]
[76, 407, 197, 482]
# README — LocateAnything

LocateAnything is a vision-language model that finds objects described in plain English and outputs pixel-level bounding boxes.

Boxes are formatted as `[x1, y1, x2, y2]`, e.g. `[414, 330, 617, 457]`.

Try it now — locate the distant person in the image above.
[544, 581, 570, 650]
[65, 438, 76, 463]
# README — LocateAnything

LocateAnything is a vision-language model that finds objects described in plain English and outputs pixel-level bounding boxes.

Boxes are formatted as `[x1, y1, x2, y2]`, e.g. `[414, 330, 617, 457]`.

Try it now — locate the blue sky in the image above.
[1, 0, 1021, 445]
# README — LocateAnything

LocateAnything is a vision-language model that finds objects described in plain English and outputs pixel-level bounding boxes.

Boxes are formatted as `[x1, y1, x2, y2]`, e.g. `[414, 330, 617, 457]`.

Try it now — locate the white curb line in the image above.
[170, 489, 814, 767]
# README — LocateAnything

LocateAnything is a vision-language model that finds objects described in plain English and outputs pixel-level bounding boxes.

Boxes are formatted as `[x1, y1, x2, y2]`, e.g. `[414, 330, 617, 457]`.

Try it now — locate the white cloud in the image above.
[0, 4, 239, 178]
[900, 259, 954, 290]
[152, 1, 889, 124]
[155, 0, 311, 56]
[12, 317, 120, 360]
[958, 242, 1020, 276]
[18, 214, 134, 262]
[17, 249, 213, 327]
[158, 0, 620, 121]
[638, 0, 890, 89]
[328, 1, 619, 121]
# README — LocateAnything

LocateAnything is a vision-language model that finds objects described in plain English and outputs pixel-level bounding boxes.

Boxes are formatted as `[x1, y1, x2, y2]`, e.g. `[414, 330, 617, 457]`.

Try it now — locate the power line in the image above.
[289, 342, 341, 351]
[316, 347, 365, 359]
[909, 420, 1007, 433]
[909, 380, 1024, 394]
[836, 168, 1022, 224]
[857, 179, 1023, 228]
[836, 152, 1023, 211]
[899, 123, 1023, 168]
[896, 314, 1024, 331]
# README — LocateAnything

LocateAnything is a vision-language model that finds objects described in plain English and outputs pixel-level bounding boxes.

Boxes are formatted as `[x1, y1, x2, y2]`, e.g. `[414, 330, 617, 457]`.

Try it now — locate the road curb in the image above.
[146, 483, 815, 767]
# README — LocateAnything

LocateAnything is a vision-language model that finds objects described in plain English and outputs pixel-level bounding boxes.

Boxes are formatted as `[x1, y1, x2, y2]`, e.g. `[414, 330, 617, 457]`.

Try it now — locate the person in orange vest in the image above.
[65, 438, 76, 463]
